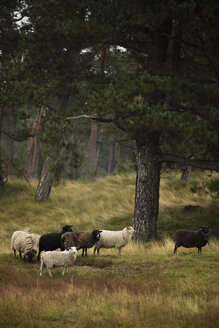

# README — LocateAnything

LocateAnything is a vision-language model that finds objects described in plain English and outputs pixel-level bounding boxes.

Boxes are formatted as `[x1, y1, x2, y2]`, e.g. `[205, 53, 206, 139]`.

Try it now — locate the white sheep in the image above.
[40, 246, 78, 277]
[93, 226, 135, 256]
[12, 231, 40, 262]
[11, 229, 32, 256]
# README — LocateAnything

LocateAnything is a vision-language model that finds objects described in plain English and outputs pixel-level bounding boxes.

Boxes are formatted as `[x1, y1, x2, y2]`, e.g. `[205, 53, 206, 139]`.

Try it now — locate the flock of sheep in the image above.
[11, 225, 210, 277]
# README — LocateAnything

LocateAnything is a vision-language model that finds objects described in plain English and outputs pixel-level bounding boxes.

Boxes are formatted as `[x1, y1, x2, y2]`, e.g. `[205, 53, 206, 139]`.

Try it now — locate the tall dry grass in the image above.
[0, 171, 219, 327]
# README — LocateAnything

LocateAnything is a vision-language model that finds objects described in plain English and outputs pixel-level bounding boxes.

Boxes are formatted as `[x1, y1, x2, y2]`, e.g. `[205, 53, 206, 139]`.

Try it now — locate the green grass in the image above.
[0, 171, 219, 327]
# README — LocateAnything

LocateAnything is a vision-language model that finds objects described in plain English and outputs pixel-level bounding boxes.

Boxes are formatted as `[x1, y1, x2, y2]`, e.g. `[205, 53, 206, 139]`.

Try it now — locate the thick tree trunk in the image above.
[34, 154, 52, 201]
[133, 137, 161, 241]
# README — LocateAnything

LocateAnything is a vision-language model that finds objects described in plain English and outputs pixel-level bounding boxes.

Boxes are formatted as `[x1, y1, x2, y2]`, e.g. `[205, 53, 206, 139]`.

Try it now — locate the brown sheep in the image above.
[61, 230, 102, 256]
[173, 226, 210, 254]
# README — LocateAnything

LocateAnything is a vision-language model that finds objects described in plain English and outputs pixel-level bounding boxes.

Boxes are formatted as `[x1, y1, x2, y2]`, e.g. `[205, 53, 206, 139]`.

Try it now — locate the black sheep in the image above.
[37, 225, 73, 261]
[61, 230, 102, 256]
[173, 226, 210, 254]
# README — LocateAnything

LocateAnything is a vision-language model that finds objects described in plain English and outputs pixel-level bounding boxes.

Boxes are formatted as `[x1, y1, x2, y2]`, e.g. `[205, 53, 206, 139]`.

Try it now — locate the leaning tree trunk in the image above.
[34, 154, 52, 201]
[133, 137, 161, 241]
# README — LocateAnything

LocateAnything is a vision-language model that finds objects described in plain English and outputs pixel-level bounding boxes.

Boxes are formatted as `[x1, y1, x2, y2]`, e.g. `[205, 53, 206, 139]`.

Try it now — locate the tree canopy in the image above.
[1, 0, 218, 239]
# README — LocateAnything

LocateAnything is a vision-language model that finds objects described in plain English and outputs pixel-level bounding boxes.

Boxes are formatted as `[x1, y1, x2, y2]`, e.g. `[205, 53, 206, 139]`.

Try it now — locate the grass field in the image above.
[0, 171, 219, 327]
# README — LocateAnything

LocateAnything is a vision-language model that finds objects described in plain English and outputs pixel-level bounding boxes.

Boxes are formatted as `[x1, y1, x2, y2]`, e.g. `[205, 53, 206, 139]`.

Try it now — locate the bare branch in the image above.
[66, 114, 114, 123]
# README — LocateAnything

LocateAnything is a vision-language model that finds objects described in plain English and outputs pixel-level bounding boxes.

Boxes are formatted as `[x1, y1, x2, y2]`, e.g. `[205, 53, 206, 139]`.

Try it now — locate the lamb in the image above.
[93, 226, 135, 256]
[173, 226, 210, 254]
[37, 225, 73, 261]
[40, 246, 77, 277]
[13, 232, 41, 262]
[61, 230, 102, 256]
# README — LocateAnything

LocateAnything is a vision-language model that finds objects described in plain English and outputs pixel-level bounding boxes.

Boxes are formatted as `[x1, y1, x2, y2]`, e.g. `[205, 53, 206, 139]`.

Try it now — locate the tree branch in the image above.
[157, 153, 219, 172]
[66, 114, 114, 123]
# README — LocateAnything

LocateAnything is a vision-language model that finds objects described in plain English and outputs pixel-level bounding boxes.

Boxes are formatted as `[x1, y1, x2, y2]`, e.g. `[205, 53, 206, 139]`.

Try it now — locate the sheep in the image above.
[40, 246, 77, 277]
[13, 232, 40, 262]
[37, 225, 73, 261]
[93, 226, 135, 256]
[61, 230, 102, 256]
[11, 229, 32, 256]
[173, 226, 210, 254]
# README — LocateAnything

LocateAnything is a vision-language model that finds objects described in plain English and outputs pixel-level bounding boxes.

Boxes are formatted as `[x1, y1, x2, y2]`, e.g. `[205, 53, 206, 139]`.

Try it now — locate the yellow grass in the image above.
[0, 172, 219, 327]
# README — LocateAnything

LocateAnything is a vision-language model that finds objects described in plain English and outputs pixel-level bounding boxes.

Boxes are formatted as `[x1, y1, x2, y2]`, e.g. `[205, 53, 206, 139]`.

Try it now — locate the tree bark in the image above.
[31, 136, 41, 178]
[133, 137, 161, 241]
[90, 120, 98, 182]
[8, 110, 17, 177]
[181, 165, 192, 181]
[108, 133, 117, 175]
[34, 154, 52, 201]
[0, 108, 4, 191]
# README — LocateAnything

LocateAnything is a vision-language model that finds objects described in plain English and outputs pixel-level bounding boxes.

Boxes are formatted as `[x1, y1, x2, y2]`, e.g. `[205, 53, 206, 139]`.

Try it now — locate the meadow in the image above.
[0, 170, 219, 328]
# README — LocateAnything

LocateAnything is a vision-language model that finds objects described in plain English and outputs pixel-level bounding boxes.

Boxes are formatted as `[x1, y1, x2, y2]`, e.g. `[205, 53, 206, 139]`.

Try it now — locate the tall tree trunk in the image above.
[24, 106, 44, 178]
[31, 136, 41, 178]
[132, 21, 171, 241]
[34, 154, 52, 201]
[90, 120, 98, 182]
[0, 108, 4, 191]
[8, 110, 17, 177]
[81, 140, 89, 180]
[108, 133, 117, 175]
[133, 137, 161, 241]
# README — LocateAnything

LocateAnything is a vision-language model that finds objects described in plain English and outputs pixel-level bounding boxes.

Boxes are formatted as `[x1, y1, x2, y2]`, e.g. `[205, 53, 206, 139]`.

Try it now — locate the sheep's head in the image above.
[125, 226, 135, 236]
[200, 226, 209, 235]
[92, 230, 102, 241]
[69, 246, 77, 255]
[62, 225, 73, 233]
[27, 249, 37, 262]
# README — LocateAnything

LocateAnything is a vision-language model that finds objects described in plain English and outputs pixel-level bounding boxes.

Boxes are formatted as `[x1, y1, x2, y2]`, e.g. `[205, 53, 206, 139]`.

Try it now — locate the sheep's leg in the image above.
[13, 249, 16, 256]
[40, 260, 44, 276]
[118, 248, 122, 255]
[174, 244, 178, 254]
[47, 267, 53, 277]
[93, 247, 96, 255]
[37, 250, 41, 262]
[19, 250, 22, 258]
[97, 248, 100, 256]
[62, 267, 66, 276]
[198, 247, 202, 254]
[81, 248, 84, 256]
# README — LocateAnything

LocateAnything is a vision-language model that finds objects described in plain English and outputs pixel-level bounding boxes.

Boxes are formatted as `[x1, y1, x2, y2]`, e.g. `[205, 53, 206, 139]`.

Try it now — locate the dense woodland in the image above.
[0, 0, 219, 241]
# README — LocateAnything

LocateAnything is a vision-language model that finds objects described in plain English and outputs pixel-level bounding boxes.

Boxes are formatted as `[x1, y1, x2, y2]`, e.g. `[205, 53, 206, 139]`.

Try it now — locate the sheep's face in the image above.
[125, 226, 135, 237]
[70, 246, 77, 255]
[93, 230, 102, 241]
[200, 226, 209, 234]
[62, 225, 73, 233]
[27, 250, 37, 262]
